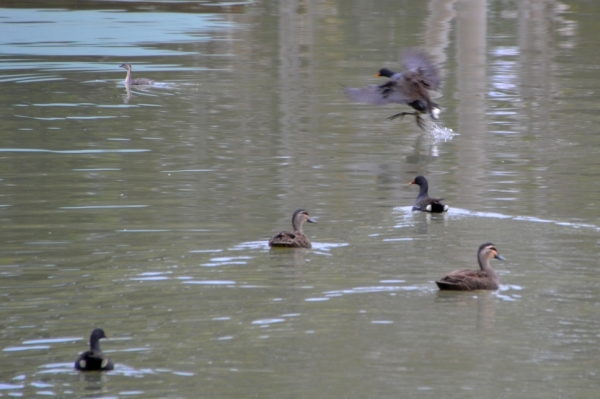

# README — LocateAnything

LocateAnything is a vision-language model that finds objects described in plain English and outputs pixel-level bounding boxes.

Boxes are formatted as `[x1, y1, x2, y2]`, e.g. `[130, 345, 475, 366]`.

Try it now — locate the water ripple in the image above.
[0, 384, 25, 390]
[0, 9, 238, 58]
[3, 345, 50, 352]
[0, 148, 150, 154]
[323, 285, 423, 297]
[182, 280, 236, 285]
[23, 337, 80, 345]
[251, 318, 285, 325]
[394, 206, 600, 232]
[60, 205, 148, 210]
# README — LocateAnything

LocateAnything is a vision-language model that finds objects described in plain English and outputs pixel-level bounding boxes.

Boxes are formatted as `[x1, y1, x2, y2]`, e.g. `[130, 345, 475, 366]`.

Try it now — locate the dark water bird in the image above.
[268, 209, 316, 249]
[119, 62, 154, 86]
[409, 175, 448, 213]
[74, 328, 114, 371]
[436, 243, 506, 291]
[344, 48, 441, 130]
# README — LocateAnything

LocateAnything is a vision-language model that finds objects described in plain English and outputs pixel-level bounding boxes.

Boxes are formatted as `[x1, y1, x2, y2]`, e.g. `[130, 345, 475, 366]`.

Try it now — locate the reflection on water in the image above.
[0, 8, 237, 57]
[1, 0, 600, 398]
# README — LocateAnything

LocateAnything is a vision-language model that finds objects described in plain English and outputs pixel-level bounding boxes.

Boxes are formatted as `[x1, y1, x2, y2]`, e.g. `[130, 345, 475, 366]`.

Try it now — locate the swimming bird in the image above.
[74, 328, 114, 371]
[268, 209, 316, 249]
[436, 243, 506, 291]
[119, 62, 154, 86]
[409, 175, 448, 213]
[344, 48, 441, 130]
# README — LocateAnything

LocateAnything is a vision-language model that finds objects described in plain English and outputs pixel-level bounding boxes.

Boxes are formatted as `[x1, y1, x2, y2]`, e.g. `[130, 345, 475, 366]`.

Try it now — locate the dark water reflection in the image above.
[1, 0, 600, 398]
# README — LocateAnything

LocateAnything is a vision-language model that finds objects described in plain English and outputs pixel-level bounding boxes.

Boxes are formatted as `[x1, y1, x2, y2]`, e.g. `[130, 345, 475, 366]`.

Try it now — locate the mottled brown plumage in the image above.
[436, 243, 506, 291]
[268, 209, 316, 249]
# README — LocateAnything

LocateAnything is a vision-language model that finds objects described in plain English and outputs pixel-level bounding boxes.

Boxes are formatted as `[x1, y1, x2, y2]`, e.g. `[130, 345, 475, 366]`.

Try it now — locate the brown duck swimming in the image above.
[119, 62, 154, 86]
[409, 175, 448, 213]
[74, 328, 114, 371]
[436, 243, 506, 291]
[344, 48, 441, 130]
[268, 209, 316, 249]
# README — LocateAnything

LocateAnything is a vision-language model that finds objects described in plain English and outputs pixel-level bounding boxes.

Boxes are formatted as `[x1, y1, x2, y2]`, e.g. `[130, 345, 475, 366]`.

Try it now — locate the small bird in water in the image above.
[409, 175, 448, 213]
[119, 62, 154, 86]
[74, 328, 114, 371]
[268, 209, 316, 249]
[436, 243, 506, 291]
[344, 48, 441, 130]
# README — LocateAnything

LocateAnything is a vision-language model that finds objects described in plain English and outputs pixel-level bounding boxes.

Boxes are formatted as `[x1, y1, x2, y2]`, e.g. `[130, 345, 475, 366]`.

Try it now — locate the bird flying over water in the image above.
[345, 48, 441, 130]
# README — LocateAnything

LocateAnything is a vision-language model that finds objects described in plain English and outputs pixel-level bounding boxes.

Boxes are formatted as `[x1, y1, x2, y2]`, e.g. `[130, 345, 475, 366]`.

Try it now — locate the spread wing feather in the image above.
[401, 48, 441, 91]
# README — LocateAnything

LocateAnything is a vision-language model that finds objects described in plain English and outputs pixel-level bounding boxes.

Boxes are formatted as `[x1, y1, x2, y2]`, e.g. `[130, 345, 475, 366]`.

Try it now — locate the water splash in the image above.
[430, 123, 458, 143]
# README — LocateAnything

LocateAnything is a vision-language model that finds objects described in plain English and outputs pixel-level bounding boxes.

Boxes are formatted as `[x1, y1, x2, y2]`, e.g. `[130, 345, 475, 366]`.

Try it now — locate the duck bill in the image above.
[495, 254, 506, 261]
[408, 180, 415, 185]
[307, 218, 317, 224]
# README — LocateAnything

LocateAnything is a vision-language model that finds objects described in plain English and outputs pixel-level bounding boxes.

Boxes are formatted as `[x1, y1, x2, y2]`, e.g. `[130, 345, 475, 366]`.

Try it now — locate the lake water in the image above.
[1, 0, 600, 398]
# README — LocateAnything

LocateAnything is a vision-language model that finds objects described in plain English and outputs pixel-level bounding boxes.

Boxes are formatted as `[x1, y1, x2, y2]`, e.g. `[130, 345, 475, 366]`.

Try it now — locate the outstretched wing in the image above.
[401, 48, 441, 91]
